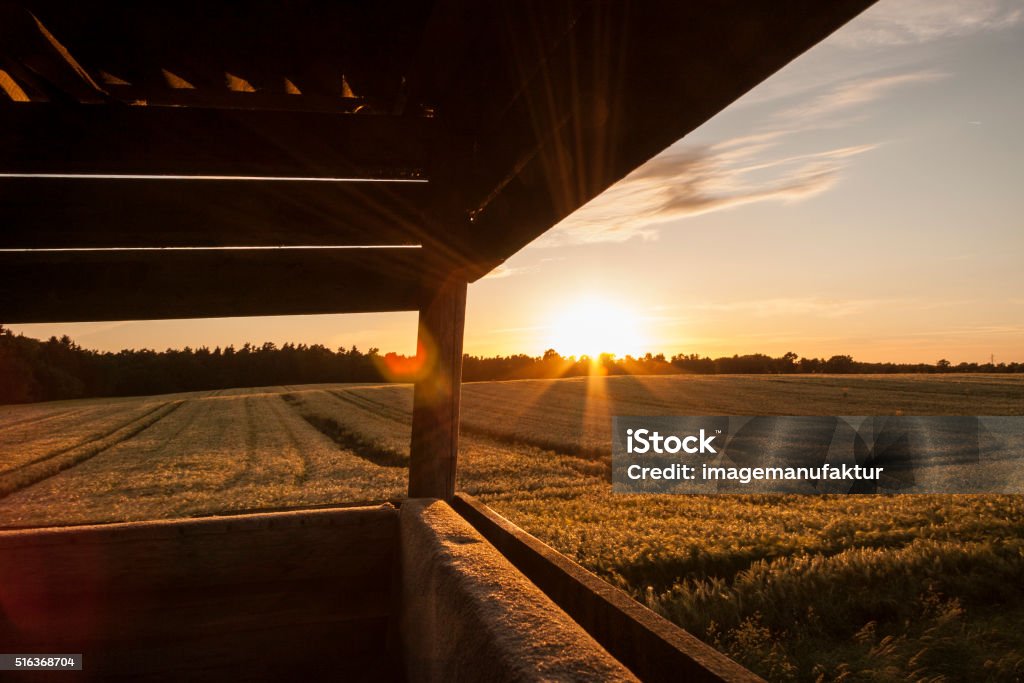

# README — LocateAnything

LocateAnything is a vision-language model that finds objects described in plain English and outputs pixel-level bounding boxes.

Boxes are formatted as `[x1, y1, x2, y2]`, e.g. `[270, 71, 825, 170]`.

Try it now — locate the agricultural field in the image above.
[1, 374, 1023, 681]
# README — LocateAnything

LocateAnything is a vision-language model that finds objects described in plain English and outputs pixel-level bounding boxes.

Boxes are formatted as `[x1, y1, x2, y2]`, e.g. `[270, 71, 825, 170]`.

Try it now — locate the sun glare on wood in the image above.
[546, 296, 646, 359]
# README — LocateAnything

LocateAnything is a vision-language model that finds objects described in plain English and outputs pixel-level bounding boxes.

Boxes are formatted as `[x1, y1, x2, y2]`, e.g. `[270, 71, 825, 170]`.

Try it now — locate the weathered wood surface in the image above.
[452, 494, 764, 683]
[399, 498, 637, 682]
[0, 248, 426, 323]
[0, 505, 401, 682]
[0, 104, 433, 180]
[408, 273, 467, 500]
[0, 177, 429, 248]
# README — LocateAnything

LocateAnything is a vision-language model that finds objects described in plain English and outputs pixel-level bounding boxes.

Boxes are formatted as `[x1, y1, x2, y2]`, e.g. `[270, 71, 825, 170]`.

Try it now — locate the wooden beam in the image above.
[101, 81, 368, 114]
[0, 103, 433, 179]
[398, 499, 641, 681]
[0, 69, 32, 101]
[0, 177, 430, 248]
[408, 271, 467, 500]
[0, 3, 106, 103]
[453, 494, 764, 683]
[0, 248, 426, 323]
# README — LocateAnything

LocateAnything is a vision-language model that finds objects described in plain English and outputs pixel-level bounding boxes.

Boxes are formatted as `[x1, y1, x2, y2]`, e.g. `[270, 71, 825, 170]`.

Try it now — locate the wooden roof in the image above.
[0, 0, 874, 323]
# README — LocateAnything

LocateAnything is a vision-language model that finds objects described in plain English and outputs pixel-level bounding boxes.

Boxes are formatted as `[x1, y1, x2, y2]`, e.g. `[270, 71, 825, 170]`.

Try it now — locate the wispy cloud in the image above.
[776, 70, 947, 123]
[835, 0, 1022, 48]
[537, 137, 874, 247]
[537, 62, 947, 248]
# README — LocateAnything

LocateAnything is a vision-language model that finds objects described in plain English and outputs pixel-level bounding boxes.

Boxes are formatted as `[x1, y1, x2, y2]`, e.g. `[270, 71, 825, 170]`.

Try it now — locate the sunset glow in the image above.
[546, 296, 647, 359]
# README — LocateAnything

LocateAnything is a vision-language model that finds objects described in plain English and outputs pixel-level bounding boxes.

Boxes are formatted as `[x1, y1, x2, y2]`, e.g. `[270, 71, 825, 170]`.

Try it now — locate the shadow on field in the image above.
[281, 394, 408, 467]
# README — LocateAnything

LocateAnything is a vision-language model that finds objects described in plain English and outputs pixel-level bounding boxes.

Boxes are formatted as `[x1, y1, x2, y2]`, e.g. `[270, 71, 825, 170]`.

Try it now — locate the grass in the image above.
[1, 374, 1022, 681]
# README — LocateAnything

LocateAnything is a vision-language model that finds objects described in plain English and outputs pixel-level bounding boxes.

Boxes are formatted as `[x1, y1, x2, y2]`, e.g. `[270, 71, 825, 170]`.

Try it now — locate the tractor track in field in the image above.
[216, 396, 311, 491]
[328, 389, 410, 424]
[0, 400, 185, 499]
[0, 406, 95, 434]
[268, 395, 312, 484]
[282, 392, 408, 468]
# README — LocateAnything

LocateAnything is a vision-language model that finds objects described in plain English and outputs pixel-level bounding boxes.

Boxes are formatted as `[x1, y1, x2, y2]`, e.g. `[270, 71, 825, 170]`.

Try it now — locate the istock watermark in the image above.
[612, 416, 1024, 494]
[625, 427, 718, 454]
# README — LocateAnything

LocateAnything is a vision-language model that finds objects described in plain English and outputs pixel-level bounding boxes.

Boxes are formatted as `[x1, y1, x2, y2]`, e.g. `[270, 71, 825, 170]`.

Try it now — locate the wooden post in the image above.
[408, 272, 467, 500]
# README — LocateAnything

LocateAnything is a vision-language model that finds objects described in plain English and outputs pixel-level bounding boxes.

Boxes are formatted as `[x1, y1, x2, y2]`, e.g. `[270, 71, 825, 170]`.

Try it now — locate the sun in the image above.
[546, 296, 647, 358]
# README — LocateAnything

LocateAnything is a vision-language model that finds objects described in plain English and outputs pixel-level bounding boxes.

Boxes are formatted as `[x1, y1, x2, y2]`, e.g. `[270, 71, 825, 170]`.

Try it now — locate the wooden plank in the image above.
[408, 272, 467, 500]
[399, 499, 638, 681]
[452, 494, 765, 683]
[14, 616, 399, 682]
[0, 103, 433, 179]
[0, 247, 426, 323]
[0, 505, 398, 584]
[0, 505, 401, 681]
[4, 580, 392, 649]
[452, 1, 877, 262]
[0, 177, 431, 248]
[101, 81, 368, 114]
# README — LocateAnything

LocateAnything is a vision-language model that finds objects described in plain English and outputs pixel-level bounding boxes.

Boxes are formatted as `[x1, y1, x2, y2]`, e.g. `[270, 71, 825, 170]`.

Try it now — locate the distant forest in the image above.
[1, 326, 1020, 405]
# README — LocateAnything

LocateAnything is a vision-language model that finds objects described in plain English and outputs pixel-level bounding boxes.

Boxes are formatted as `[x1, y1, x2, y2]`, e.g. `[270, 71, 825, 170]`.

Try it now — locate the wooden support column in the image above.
[408, 272, 467, 500]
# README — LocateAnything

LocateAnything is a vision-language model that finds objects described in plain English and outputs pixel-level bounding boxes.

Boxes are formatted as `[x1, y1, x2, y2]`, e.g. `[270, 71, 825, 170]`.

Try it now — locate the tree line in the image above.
[1, 326, 1020, 405]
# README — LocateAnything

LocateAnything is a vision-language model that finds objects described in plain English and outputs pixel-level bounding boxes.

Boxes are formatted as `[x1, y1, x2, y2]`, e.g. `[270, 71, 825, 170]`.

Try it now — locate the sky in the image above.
[8, 0, 1024, 364]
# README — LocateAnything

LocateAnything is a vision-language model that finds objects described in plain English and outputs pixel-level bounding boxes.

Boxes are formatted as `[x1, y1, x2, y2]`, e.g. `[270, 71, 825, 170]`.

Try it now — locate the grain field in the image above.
[2, 374, 1022, 681]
